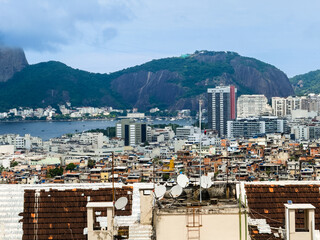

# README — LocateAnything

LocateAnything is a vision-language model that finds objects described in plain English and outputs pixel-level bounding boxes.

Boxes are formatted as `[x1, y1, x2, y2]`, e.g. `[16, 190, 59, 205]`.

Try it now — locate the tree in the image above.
[162, 173, 170, 181]
[66, 163, 76, 171]
[10, 161, 18, 168]
[87, 159, 96, 169]
[48, 167, 64, 178]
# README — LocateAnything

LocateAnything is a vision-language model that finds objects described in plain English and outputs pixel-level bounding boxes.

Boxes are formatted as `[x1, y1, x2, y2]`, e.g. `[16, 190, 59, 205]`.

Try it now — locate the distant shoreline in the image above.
[0, 118, 117, 123]
[0, 118, 192, 140]
[0, 117, 187, 124]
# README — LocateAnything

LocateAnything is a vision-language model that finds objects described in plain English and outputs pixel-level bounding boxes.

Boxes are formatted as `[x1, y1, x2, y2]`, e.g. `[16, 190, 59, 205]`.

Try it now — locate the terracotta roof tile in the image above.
[21, 187, 132, 239]
[245, 184, 320, 240]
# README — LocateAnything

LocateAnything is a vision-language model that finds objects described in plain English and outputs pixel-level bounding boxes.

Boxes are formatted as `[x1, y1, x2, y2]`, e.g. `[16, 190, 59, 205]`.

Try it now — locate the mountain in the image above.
[290, 70, 320, 95]
[110, 51, 294, 110]
[0, 61, 122, 111]
[0, 47, 28, 82]
[0, 50, 294, 111]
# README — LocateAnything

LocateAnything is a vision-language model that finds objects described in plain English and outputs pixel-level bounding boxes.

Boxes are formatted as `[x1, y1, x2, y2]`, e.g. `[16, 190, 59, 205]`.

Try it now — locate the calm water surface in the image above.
[0, 119, 192, 140]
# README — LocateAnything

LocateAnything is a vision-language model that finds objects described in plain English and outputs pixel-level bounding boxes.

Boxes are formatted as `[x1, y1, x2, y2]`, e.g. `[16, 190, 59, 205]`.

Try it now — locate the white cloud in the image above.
[2, 0, 320, 76]
[0, 0, 134, 51]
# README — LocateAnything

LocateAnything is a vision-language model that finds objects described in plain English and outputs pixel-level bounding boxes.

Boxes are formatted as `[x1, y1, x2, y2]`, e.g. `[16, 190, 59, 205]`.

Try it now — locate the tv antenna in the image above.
[154, 184, 166, 199]
[177, 174, 189, 188]
[114, 197, 128, 210]
[200, 176, 212, 189]
[154, 184, 166, 208]
[170, 185, 183, 198]
[167, 185, 183, 207]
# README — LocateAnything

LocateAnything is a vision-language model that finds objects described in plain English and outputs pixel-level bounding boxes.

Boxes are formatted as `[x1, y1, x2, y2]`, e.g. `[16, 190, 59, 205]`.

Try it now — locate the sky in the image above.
[0, 0, 319, 77]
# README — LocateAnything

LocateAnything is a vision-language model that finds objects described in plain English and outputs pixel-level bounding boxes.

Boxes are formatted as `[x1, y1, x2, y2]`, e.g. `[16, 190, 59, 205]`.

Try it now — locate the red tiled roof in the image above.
[245, 184, 320, 240]
[21, 187, 133, 240]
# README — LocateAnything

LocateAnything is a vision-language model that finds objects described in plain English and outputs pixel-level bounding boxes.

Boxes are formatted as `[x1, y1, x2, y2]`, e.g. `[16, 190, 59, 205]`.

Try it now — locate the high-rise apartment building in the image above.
[271, 96, 308, 117]
[237, 95, 271, 118]
[207, 86, 237, 136]
[116, 119, 147, 146]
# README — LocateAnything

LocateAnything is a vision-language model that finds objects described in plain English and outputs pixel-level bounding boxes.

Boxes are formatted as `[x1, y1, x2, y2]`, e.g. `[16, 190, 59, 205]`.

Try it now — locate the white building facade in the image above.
[237, 95, 271, 118]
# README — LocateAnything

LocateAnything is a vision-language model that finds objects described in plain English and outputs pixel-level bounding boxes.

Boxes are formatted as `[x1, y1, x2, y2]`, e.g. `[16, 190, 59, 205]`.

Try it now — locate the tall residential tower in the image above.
[116, 119, 147, 146]
[207, 86, 237, 136]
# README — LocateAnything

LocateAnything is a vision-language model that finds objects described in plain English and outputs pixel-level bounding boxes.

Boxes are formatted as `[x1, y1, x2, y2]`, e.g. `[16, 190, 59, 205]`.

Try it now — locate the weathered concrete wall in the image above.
[154, 208, 249, 240]
[140, 189, 153, 225]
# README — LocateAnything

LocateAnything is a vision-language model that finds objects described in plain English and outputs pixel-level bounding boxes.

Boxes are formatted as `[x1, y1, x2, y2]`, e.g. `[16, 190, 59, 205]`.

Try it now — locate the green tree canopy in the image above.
[66, 163, 76, 171]
[48, 167, 64, 178]
[10, 161, 18, 168]
[87, 159, 96, 169]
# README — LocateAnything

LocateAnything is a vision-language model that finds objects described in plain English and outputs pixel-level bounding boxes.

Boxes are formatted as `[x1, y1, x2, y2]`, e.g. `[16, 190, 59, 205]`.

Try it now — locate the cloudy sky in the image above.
[0, 0, 319, 77]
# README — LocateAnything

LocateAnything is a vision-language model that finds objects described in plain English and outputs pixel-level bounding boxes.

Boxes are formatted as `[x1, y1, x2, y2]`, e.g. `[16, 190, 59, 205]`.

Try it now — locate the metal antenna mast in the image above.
[199, 100, 202, 203]
[111, 151, 115, 238]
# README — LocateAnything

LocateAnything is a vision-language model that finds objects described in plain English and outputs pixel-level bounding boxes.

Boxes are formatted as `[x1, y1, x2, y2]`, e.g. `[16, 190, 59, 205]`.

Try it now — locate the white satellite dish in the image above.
[177, 174, 189, 188]
[154, 185, 166, 199]
[115, 197, 128, 210]
[200, 176, 212, 189]
[170, 185, 183, 198]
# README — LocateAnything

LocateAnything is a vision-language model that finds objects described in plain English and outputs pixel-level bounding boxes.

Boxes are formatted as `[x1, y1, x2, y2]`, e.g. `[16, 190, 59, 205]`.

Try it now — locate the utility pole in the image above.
[111, 151, 115, 239]
[153, 158, 155, 184]
[112, 152, 115, 204]
[199, 100, 202, 203]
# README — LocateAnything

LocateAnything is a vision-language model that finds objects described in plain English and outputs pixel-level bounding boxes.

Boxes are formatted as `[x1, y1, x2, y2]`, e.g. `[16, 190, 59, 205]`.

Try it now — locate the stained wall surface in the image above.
[154, 208, 248, 240]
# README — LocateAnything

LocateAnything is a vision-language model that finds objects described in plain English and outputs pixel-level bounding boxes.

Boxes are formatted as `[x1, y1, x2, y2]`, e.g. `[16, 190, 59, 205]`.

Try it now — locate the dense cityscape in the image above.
[2, 86, 320, 183]
[2, 86, 320, 239]
[2, 1, 320, 239]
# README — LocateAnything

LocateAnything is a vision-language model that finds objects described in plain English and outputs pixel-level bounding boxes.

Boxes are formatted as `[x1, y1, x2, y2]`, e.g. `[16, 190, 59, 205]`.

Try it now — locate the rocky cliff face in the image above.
[110, 51, 294, 110]
[111, 70, 185, 109]
[193, 51, 294, 98]
[0, 47, 28, 82]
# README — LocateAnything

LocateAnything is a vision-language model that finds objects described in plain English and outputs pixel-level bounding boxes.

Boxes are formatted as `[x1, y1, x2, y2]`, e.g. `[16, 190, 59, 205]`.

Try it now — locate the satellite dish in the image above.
[200, 176, 212, 189]
[154, 185, 166, 199]
[115, 197, 128, 210]
[170, 185, 183, 198]
[177, 174, 189, 188]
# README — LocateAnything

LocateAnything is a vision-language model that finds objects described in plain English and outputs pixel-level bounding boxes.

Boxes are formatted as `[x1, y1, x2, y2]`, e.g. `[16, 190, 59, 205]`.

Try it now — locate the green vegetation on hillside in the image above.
[0, 61, 123, 111]
[114, 54, 235, 98]
[118, 56, 234, 87]
[0, 50, 292, 111]
[290, 70, 320, 95]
